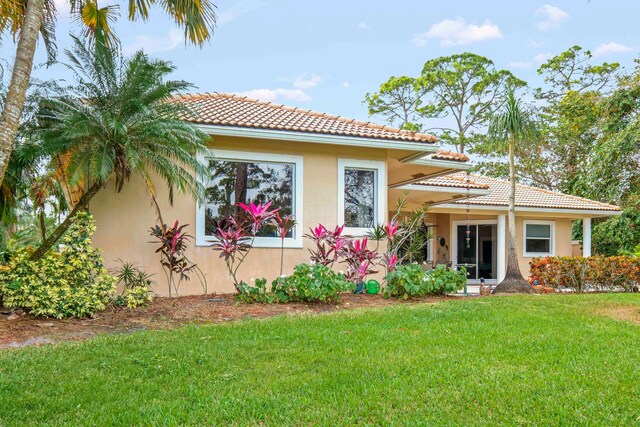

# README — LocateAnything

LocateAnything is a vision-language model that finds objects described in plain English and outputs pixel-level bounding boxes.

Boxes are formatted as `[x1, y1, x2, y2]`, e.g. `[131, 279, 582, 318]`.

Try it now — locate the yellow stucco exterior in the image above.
[90, 133, 589, 296]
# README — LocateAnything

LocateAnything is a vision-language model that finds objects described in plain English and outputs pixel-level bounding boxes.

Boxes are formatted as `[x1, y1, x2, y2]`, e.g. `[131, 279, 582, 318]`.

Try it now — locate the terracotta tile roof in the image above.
[429, 150, 470, 162]
[420, 173, 621, 212]
[173, 92, 438, 144]
[415, 174, 489, 190]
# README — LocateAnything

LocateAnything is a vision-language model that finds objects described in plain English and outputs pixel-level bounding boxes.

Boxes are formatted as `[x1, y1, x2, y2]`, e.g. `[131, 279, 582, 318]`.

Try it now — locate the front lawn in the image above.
[1, 294, 639, 425]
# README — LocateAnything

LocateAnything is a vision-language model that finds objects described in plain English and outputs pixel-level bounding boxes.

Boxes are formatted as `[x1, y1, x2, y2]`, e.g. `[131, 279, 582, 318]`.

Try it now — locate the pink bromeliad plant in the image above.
[272, 212, 297, 276]
[210, 201, 279, 291]
[149, 220, 206, 297]
[339, 237, 380, 283]
[306, 224, 347, 267]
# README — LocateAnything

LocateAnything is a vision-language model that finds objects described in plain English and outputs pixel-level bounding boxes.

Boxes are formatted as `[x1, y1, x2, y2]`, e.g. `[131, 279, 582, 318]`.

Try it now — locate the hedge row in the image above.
[529, 256, 640, 292]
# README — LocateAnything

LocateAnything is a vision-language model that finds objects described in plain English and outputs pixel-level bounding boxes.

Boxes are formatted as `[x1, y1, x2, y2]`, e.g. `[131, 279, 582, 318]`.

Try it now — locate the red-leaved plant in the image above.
[149, 220, 206, 297]
[339, 237, 380, 283]
[305, 224, 347, 267]
[210, 202, 279, 291]
[272, 213, 297, 276]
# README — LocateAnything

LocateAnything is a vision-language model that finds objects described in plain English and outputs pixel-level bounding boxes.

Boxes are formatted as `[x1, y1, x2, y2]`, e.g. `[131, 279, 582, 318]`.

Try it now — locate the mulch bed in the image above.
[0, 293, 454, 349]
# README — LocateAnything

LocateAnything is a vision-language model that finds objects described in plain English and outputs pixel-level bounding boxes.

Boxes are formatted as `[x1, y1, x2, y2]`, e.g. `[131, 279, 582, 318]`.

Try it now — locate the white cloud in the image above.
[293, 73, 323, 90]
[535, 5, 569, 31]
[124, 29, 183, 55]
[593, 42, 634, 57]
[508, 61, 532, 69]
[358, 22, 370, 30]
[341, 81, 351, 89]
[236, 88, 311, 103]
[534, 52, 553, 64]
[529, 40, 542, 48]
[412, 18, 502, 47]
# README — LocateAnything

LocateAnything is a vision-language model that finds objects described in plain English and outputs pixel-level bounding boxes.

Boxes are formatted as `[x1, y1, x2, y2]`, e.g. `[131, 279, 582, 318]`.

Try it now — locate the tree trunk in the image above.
[38, 209, 46, 241]
[493, 136, 533, 294]
[29, 182, 103, 261]
[0, 0, 46, 186]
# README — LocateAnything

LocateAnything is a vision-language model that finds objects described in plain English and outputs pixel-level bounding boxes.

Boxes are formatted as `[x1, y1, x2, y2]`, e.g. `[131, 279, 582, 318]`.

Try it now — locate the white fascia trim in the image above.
[408, 157, 473, 170]
[523, 220, 556, 258]
[433, 203, 621, 217]
[338, 158, 387, 236]
[395, 184, 491, 196]
[196, 148, 304, 248]
[195, 124, 439, 153]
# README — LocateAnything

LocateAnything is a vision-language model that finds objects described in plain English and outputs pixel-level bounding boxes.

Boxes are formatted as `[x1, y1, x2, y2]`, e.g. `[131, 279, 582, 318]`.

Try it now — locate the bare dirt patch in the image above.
[595, 304, 640, 325]
[1, 293, 453, 349]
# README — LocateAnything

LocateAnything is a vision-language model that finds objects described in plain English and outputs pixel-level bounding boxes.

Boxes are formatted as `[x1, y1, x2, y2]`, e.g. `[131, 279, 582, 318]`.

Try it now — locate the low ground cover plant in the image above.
[530, 256, 640, 292]
[0, 212, 116, 318]
[238, 263, 353, 303]
[112, 260, 156, 308]
[384, 263, 467, 299]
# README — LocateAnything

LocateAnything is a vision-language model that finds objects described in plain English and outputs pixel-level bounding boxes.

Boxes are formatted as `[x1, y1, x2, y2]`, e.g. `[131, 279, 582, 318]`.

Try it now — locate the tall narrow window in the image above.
[344, 168, 376, 228]
[338, 159, 386, 235]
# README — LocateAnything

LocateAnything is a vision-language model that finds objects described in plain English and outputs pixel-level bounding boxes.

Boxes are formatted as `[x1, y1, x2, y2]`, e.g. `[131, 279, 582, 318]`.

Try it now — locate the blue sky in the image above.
[3, 0, 640, 124]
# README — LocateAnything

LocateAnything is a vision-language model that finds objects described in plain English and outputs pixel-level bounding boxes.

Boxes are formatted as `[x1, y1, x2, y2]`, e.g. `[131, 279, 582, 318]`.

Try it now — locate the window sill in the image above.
[196, 237, 304, 249]
[523, 252, 555, 258]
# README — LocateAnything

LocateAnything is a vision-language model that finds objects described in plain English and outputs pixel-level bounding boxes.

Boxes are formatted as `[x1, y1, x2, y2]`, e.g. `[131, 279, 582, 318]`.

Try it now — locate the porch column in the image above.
[497, 214, 506, 282]
[583, 217, 592, 257]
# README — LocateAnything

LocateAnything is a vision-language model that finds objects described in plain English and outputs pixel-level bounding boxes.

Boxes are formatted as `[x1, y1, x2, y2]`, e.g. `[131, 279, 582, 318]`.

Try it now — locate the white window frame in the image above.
[337, 158, 386, 236]
[196, 149, 304, 248]
[522, 220, 556, 257]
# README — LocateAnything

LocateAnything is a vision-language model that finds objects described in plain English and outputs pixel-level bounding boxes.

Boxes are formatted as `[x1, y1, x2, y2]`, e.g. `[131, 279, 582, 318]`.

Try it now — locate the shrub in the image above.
[530, 256, 640, 292]
[112, 260, 155, 308]
[236, 278, 275, 304]
[384, 264, 466, 299]
[0, 212, 116, 318]
[237, 263, 354, 303]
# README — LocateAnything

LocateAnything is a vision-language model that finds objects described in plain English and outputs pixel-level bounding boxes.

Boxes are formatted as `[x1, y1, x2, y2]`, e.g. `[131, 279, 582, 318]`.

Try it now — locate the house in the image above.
[90, 93, 621, 296]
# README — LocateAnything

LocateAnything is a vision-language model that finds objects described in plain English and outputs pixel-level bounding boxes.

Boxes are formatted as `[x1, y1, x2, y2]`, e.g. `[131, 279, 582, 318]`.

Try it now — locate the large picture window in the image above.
[338, 159, 386, 235]
[523, 220, 555, 257]
[196, 151, 303, 247]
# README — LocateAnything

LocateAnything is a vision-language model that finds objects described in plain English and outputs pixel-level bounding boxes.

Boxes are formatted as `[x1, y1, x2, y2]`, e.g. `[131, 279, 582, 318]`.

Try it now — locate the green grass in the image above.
[1, 294, 640, 426]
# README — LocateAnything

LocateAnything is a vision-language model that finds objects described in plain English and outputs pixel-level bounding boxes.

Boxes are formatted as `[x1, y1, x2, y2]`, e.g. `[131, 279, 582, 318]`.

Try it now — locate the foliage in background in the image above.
[530, 256, 640, 292]
[591, 209, 640, 256]
[112, 260, 155, 308]
[384, 264, 466, 299]
[237, 263, 354, 304]
[366, 53, 525, 153]
[0, 212, 115, 318]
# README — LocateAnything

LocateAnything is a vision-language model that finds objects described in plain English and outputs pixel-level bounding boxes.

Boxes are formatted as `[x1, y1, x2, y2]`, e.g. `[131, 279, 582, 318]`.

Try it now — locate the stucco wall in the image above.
[90, 135, 388, 296]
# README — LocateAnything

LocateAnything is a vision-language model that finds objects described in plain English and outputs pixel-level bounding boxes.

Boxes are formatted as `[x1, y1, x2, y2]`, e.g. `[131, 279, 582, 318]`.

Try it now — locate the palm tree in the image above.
[0, 0, 217, 187]
[29, 37, 209, 260]
[488, 89, 539, 294]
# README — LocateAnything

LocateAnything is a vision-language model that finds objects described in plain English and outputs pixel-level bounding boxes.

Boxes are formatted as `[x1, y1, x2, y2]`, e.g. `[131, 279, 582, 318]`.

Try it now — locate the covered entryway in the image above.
[452, 220, 499, 284]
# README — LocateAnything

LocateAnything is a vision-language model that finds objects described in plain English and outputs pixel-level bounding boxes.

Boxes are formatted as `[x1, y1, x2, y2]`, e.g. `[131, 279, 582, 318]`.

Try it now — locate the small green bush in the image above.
[237, 263, 354, 303]
[0, 212, 116, 318]
[384, 264, 466, 299]
[112, 260, 155, 308]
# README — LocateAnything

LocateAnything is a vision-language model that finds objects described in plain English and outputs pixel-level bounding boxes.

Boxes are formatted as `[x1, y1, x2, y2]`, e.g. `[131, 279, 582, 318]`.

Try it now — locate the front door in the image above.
[455, 224, 497, 282]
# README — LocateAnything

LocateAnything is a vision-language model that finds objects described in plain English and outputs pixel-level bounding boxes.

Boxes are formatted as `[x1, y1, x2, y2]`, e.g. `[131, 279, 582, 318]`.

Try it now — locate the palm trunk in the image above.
[493, 136, 533, 294]
[38, 209, 46, 241]
[29, 182, 102, 261]
[0, 0, 46, 185]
